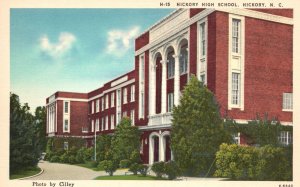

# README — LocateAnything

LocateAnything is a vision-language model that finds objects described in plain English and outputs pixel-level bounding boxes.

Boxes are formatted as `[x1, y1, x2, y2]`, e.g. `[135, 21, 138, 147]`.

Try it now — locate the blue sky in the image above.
[10, 9, 174, 112]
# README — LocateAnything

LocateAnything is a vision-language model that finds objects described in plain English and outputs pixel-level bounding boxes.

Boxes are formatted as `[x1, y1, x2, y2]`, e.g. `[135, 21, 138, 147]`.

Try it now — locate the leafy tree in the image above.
[98, 160, 118, 176]
[10, 93, 41, 174]
[111, 117, 140, 163]
[96, 134, 112, 162]
[34, 106, 47, 152]
[171, 75, 231, 176]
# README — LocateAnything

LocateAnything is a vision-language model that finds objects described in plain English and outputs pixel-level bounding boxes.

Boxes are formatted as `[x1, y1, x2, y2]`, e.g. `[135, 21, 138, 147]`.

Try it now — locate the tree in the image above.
[171, 75, 231, 176]
[96, 134, 112, 161]
[111, 117, 140, 163]
[34, 106, 47, 152]
[10, 93, 41, 174]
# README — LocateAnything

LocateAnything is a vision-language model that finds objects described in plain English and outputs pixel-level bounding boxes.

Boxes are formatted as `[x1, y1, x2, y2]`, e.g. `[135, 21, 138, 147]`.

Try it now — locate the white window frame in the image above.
[139, 53, 145, 119]
[228, 14, 245, 110]
[96, 99, 99, 113]
[105, 116, 108, 130]
[111, 115, 115, 130]
[123, 88, 128, 104]
[179, 46, 188, 75]
[167, 52, 175, 79]
[111, 92, 115, 107]
[64, 101, 69, 114]
[101, 117, 104, 131]
[64, 119, 69, 132]
[96, 118, 99, 132]
[131, 85, 135, 102]
[282, 93, 293, 111]
[91, 101, 94, 114]
[91, 119, 94, 132]
[123, 111, 127, 117]
[105, 94, 109, 109]
[231, 72, 240, 105]
[130, 109, 135, 126]
[197, 18, 207, 85]
[101, 97, 104, 111]
[232, 132, 240, 145]
[278, 131, 292, 145]
[63, 142, 68, 150]
[167, 92, 174, 112]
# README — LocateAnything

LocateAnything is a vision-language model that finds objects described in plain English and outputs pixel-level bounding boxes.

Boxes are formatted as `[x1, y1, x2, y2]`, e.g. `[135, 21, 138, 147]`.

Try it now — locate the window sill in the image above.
[282, 109, 293, 112]
[180, 72, 188, 76]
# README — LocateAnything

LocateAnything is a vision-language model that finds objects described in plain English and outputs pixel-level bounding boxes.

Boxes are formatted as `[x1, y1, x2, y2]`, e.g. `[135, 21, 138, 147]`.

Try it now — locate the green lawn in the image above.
[94, 174, 166, 180]
[10, 167, 41, 179]
[75, 163, 104, 171]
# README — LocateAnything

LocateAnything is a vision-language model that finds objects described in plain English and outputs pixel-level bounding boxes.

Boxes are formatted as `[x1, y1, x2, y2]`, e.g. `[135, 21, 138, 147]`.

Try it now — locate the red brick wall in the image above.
[249, 8, 293, 18]
[190, 8, 205, 18]
[216, 14, 293, 122]
[135, 32, 149, 51]
[189, 23, 197, 75]
[56, 92, 88, 99]
[70, 101, 88, 136]
[180, 74, 188, 91]
[56, 100, 63, 135]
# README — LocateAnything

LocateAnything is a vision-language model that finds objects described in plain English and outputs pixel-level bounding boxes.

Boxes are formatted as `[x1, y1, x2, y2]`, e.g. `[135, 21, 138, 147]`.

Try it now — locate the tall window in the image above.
[111, 93, 115, 107]
[231, 73, 240, 105]
[141, 92, 144, 117]
[91, 120, 94, 132]
[105, 116, 108, 130]
[180, 47, 188, 74]
[200, 74, 205, 83]
[140, 55, 145, 82]
[130, 110, 135, 125]
[167, 93, 174, 112]
[101, 117, 104, 131]
[117, 112, 121, 124]
[117, 90, 121, 107]
[200, 22, 206, 56]
[105, 95, 109, 109]
[111, 115, 115, 129]
[123, 111, 127, 117]
[96, 99, 99, 113]
[232, 19, 240, 53]
[63, 142, 68, 150]
[101, 97, 104, 111]
[123, 88, 127, 104]
[91, 101, 94, 114]
[64, 119, 69, 132]
[96, 119, 99, 131]
[167, 52, 175, 78]
[131, 85, 135, 102]
[283, 93, 293, 110]
[64, 101, 69, 113]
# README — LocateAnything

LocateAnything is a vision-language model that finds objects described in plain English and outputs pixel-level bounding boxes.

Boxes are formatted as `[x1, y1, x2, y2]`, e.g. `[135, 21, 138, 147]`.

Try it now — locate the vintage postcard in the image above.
[0, 0, 299, 187]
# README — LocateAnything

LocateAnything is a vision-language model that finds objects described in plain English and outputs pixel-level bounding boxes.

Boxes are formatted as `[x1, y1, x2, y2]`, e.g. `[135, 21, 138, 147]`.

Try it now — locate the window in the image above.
[111, 93, 115, 107]
[200, 74, 205, 83]
[117, 112, 121, 124]
[63, 142, 68, 150]
[232, 19, 240, 53]
[91, 101, 94, 114]
[278, 131, 293, 145]
[167, 52, 175, 78]
[232, 133, 240, 144]
[123, 88, 127, 104]
[105, 116, 108, 130]
[130, 110, 135, 125]
[105, 95, 109, 109]
[101, 117, 104, 131]
[200, 22, 206, 56]
[111, 115, 115, 129]
[64, 119, 69, 132]
[96, 99, 99, 113]
[283, 93, 293, 110]
[64, 101, 69, 113]
[117, 90, 121, 107]
[123, 111, 127, 117]
[167, 93, 174, 112]
[140, 92, 144, 118]
[140, 55, 145, 82]
[101, 97, 104, 111]
[91, 120, 94, 132]
[231, 73, 240, 105]
[131, 85, 135, 102]
[180, 47, 188, 74]
[96, 119, 99, 131]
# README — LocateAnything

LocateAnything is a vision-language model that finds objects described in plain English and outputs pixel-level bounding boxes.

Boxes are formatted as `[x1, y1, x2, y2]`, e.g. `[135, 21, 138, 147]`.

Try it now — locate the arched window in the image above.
[167, 52, 175, 78]
[180, 46, 188, 74]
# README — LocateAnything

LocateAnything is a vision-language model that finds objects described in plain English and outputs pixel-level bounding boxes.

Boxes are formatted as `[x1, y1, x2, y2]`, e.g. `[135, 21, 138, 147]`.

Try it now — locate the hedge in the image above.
[214, 143, 292, 181]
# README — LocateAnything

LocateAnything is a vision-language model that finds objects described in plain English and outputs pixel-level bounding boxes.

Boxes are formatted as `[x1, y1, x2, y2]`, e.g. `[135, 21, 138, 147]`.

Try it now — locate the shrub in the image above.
[99, 160, 118, 176]
[50, 155, 60, 163]
[138, 164, 148, 176]
[129, 163, 140, 175]
[151, 162, 165, 178]
[60, 152, 69, 163]
[86, 160, 98, 168]
[130, 150, 141, 164]
[76, 147, 93, 163]
[68, 155, 77, 164]
[119, 159, 131, 168]
[164, 161, 180, 180]
[214, 143, 292, 181]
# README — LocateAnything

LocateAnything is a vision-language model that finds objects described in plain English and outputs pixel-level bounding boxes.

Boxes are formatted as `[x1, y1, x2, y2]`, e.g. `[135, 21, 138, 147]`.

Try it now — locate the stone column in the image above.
[149, 62, 156, 118]
[160, 60, 167, 114]
[173, 55, 180, 106]
[159, 135, 165, 162]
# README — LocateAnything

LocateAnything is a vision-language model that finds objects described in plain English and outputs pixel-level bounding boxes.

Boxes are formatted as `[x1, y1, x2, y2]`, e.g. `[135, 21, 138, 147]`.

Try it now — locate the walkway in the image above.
[25, 161, 128, 180]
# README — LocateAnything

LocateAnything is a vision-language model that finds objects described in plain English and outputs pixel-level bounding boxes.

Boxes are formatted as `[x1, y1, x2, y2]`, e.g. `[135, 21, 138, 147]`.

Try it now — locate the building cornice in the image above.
[138, 124, 172, 131]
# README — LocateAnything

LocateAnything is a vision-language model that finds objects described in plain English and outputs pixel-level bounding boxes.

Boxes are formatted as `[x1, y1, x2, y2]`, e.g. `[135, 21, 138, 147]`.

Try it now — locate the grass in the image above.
[75, 163, 104, 171]
[10, 167, 41, 179]
[94, 174, 167, 180]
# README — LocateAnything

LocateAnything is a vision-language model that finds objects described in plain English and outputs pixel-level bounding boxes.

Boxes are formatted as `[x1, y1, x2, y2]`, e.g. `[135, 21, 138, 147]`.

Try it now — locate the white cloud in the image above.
[39, 32, 76, 58]
[106, 26, 140, 57]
